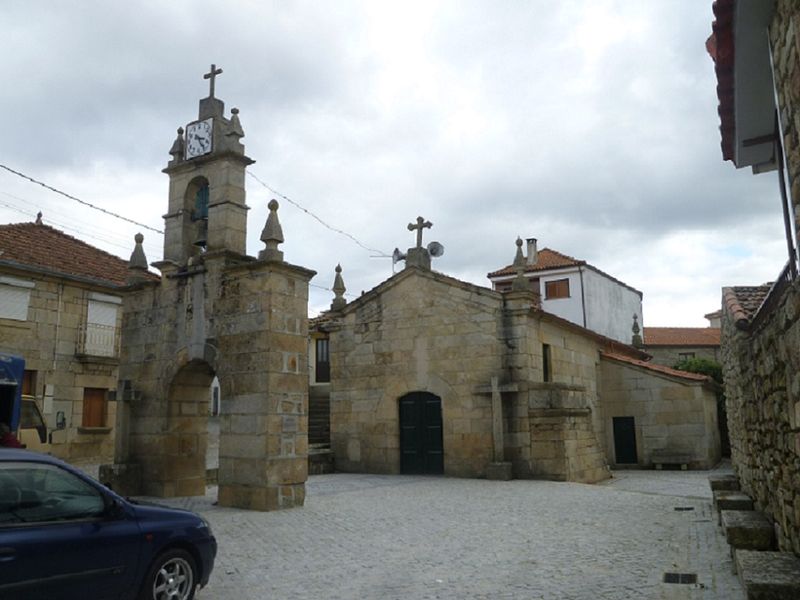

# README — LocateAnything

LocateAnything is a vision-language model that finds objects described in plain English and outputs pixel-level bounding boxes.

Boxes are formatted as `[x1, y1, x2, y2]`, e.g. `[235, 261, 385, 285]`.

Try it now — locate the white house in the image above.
[487, 238, 643, 344]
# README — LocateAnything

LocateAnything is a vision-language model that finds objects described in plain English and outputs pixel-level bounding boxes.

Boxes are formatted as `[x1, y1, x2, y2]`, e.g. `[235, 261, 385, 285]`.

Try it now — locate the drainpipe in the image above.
[579, 267, 587, 328]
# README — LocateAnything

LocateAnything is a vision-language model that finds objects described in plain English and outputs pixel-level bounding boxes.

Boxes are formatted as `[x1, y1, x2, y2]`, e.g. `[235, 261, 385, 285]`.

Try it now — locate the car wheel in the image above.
[139, 548, 198, 600]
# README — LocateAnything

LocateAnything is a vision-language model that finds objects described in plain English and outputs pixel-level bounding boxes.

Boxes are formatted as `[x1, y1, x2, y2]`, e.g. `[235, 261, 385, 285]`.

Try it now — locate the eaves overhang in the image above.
[709, 0, 777, 171]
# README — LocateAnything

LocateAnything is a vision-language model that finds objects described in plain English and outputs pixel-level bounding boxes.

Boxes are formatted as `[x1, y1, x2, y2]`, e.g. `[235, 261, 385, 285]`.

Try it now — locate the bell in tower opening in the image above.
[161, 64, 254, 268]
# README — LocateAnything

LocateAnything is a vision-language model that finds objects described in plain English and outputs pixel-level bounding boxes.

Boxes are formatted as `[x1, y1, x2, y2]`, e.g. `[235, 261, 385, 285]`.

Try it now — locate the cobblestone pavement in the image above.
[129, 465, 744, 600]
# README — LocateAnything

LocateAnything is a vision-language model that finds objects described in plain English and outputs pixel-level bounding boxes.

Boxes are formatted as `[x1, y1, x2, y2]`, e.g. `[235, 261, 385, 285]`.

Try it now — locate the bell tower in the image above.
[161, 64, 254, 265]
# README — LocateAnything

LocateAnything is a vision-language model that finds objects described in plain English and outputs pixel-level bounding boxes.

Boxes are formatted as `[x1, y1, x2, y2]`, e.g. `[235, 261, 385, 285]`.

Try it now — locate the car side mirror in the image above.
[104, 496, 126, 519]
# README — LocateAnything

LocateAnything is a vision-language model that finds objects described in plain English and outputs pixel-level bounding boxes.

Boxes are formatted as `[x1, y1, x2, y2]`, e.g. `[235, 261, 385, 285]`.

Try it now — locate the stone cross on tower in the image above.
[408, 216, 432, 248]
[405, 216, 433, 270]
[203, 64, 223, 98]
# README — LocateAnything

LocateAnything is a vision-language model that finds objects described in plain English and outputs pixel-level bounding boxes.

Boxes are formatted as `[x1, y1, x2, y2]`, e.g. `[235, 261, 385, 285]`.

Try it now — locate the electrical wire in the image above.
[247, 171, 391, 258]
[0, 163, 164, 234]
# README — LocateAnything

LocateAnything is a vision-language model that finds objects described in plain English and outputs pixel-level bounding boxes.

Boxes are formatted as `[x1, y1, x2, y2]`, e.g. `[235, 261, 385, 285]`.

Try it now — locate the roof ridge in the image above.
[601, 351, 712, 382]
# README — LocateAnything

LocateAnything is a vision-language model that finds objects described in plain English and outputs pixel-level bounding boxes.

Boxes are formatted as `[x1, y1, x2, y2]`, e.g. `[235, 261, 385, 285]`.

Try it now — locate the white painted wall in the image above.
[538, 269, 585, 326]
[582, 268, 642, 344]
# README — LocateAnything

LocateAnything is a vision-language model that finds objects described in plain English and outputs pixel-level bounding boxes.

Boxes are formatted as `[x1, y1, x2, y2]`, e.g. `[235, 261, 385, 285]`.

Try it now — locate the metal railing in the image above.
[751, 260, 795, 331]
[78, 322, 119, 358]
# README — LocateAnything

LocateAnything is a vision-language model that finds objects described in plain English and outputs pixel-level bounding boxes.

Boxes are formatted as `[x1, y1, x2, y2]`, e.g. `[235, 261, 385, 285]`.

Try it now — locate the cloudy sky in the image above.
[0, 1, 786, 325]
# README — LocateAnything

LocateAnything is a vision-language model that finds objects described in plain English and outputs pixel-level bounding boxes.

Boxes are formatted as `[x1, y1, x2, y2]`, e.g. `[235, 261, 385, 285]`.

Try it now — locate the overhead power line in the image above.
[247, 171, 390, 257]
[0, 163, 164, 234]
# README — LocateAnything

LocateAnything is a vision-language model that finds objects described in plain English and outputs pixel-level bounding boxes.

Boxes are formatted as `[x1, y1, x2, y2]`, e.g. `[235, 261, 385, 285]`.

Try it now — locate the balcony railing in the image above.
[78, 322, 119, 358]
[751, 260, 795, 331]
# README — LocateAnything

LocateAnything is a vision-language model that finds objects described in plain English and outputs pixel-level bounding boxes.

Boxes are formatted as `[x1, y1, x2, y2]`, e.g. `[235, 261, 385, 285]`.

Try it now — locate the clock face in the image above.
[185, 118, 213, 159]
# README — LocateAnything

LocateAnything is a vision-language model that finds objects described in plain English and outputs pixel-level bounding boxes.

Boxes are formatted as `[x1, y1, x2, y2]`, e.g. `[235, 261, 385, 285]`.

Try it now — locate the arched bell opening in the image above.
[183, 176, 210, 254]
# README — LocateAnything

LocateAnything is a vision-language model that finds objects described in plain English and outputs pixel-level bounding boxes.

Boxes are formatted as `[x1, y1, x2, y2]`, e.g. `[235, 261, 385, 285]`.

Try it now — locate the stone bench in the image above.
[709, 473, 740, 491]
[650, 451, 692, 470]
[735, 550, 800, 599]
[713, 490, 754, 524]
[721, 510, 774, 551]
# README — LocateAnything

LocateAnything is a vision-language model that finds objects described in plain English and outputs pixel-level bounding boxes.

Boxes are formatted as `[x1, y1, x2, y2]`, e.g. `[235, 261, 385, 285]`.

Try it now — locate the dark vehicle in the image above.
[0, 353, 25, 433]
[0, 449, 216, 600]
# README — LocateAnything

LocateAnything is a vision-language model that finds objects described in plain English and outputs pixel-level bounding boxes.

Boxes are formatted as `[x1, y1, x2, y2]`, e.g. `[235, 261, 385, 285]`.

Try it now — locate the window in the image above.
[315, 338, 330, 383]
[82, 388, 107, 428]
[83, 293, 121, 357]
[678, 352, 696, 360]
[0, 462, 105, 526]
[0, 276, 34, 321]
[194, 183, 209, 220]
[544, 278, 570, 299]
[542, 344, 552, 382]
[22, 370, 36, 396]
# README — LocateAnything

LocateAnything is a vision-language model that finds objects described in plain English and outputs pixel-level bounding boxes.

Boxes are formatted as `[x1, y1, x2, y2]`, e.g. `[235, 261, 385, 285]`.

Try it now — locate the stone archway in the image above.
[165, 360, 215, 497]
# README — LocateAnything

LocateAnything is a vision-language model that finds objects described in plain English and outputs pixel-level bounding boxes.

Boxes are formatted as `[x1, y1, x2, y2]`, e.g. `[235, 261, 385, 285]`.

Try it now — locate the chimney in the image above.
[526, 238, 538, 265]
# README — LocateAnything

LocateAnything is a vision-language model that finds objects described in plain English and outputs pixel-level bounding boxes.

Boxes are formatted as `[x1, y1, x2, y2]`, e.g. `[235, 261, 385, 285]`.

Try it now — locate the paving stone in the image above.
[131, 468, 745, 599]
[735, 550, 800, 599]
[721, 510, 774, 551]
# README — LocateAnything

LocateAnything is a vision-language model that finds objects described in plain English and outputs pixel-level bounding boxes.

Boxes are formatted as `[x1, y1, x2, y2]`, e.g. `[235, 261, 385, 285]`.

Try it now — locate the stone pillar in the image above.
[215, 260, 315, 511]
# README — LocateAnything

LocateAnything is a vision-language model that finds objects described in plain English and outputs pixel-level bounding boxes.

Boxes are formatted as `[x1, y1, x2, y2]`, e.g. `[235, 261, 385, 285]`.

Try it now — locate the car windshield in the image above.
[20, 400, 45, 429]
[0, 461, 106, 525]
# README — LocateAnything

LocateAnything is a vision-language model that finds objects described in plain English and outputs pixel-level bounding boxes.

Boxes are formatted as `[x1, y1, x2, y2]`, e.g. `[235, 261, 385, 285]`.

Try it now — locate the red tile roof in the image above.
[487, 248, 585, 277]
[0, 221, 156, 287]
[601, 352, 713, 383]
[643, 327, 721, 347]
[707, 0, 736, 162]
[722, 285, 770, 329]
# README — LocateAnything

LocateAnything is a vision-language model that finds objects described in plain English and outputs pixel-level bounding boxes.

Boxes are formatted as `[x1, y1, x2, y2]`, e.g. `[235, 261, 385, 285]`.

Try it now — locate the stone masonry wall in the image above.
[330, 271, 505, 477]
[0, 272, 119, 460]
[771, 0, 800, 243]
[722, 280, 800, 555]
[600, 357, 720, 469]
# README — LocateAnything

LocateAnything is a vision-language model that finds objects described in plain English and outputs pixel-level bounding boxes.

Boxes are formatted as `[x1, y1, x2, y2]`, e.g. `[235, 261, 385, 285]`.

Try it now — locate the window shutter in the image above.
[0, 284, 31, 321]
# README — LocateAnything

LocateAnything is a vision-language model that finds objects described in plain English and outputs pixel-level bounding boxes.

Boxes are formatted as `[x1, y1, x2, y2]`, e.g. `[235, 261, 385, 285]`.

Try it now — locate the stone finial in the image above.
[228, 107, 244, 138]
[35, 212, 43, 225]
[127, 233, 149, 284]
[331, 264, 347, 311]
[259, 199, 285, 261]
[169, 127, 184, 160]
[511, 237, 530, 291]
[631, 314, 643, 348]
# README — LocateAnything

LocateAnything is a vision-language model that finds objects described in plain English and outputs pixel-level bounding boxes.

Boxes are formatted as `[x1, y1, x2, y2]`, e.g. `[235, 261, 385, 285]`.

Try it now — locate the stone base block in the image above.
[709, 474, 740, 491]
[735, 550, 800, 599]
[309, 448, 335, 475]
[486, 462, 513, 481]
[722, 510, 774, 551]
[218, 482, 306, 511]
[98, 462, 141, 496]
[714, 490, 754, 524]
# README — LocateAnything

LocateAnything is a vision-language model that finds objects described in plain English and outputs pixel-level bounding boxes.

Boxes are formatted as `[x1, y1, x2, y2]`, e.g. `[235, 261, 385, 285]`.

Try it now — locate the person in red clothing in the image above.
[0, 422, 23, 448]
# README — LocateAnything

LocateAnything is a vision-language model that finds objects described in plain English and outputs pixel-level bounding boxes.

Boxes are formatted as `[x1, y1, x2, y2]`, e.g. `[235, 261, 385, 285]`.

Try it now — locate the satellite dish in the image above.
[428, 241, 445, 258]
[392, 248, 407, 264]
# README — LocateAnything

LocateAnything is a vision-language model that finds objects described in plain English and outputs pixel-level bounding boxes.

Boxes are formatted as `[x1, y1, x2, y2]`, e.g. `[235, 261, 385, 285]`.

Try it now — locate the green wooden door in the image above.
[399, 392, 443, 474]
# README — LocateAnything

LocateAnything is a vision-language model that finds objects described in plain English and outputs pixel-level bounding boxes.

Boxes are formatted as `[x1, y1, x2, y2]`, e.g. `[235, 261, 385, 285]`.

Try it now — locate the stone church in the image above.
[317, 234, 722, 481]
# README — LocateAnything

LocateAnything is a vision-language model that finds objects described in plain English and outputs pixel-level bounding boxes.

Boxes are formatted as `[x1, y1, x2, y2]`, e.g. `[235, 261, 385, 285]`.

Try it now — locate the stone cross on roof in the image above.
[203, 64, 223, 98]
[408, 216, 432, 248]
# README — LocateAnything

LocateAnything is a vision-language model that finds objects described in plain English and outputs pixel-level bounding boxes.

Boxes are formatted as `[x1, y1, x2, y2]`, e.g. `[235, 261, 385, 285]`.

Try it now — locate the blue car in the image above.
[0, 449, 216, 600]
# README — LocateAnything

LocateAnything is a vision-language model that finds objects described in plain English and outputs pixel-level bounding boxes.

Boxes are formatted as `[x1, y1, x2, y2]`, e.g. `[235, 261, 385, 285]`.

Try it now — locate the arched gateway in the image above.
[100, 67, 315, 511]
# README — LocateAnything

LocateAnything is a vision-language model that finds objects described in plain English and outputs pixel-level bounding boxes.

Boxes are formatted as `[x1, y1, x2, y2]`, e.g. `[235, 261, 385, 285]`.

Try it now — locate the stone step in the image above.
[735, 550, 800, 599]
[714, 490, 754, 524]
[721, 510, 774, 551]
[709, 473, 740, 491]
